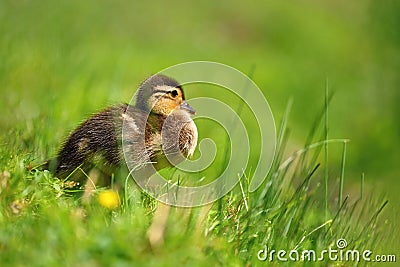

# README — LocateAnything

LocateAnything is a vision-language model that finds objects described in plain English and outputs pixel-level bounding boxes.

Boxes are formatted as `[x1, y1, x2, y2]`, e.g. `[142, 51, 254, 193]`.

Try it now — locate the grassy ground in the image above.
[0, 102, 395, 266]
[1, 0, 399, 266]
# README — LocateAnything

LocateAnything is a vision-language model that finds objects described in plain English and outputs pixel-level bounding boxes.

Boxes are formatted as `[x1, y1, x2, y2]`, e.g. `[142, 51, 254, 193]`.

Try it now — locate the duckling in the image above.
[50, 75, 198, 185]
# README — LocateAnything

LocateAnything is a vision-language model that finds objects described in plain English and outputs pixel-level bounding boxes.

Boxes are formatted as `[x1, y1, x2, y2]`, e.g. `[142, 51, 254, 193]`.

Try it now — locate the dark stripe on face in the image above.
[152, 87, 185, 100]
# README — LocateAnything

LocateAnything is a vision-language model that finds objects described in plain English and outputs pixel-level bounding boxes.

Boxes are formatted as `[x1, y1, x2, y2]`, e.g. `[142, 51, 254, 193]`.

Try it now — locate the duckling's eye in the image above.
[170, 90, 178, 98]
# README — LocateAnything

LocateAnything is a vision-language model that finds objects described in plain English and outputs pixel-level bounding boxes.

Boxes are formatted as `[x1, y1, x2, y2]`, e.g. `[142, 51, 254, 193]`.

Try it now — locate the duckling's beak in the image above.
[180, 101, 196, 115]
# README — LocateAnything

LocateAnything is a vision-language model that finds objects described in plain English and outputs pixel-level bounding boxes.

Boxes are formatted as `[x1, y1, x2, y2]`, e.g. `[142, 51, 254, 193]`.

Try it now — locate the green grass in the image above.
[0, 96, 395, 266]
[0, 0, 399, 265]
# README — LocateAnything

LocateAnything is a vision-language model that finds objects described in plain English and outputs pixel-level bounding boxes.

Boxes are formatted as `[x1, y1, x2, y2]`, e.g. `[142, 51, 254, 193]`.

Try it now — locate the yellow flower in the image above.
[98, 190, 120, 209]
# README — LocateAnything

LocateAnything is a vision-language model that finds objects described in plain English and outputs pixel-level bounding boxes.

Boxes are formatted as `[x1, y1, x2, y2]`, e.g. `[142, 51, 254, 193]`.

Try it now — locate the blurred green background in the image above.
[1, 0, 399, 229]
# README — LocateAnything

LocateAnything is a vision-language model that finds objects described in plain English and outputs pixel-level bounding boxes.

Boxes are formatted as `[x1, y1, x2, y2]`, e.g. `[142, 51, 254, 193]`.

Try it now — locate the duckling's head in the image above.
[136, 75, 195, 116]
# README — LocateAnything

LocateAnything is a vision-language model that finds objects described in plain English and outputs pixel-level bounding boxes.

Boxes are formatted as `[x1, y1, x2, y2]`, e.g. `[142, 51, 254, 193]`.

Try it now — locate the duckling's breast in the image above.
[160, 110, 198, 164]
[122, 106, 198, 171]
